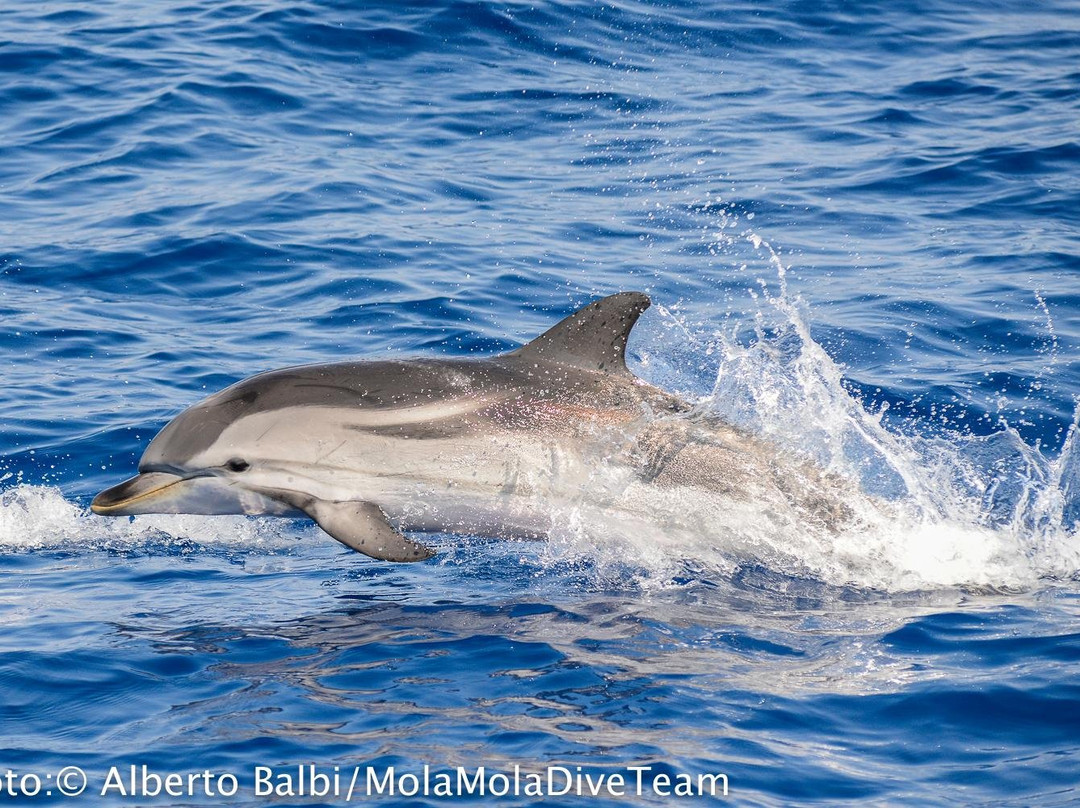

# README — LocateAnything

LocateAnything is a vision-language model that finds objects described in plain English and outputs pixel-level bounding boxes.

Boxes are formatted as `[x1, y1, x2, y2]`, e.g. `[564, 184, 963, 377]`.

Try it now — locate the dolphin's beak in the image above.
[91, 472, 190, 515]
[92, 470, 303, 517]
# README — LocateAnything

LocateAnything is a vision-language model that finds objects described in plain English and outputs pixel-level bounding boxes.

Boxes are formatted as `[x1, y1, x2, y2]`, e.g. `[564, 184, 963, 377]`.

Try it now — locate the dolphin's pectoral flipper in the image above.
[299, 499, 435, 562]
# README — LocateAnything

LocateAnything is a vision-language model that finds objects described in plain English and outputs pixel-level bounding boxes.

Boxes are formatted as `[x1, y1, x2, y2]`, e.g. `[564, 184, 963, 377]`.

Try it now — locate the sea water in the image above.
[1, 1, 1078, 804]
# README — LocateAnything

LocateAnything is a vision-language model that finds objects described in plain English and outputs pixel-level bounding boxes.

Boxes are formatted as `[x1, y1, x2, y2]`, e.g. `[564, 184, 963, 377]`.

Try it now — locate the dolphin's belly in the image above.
[385, 493, 552, 539]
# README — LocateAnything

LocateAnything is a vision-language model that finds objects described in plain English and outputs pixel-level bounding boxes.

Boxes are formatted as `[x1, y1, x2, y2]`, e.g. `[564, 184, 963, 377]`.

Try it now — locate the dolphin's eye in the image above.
[225, 458, 250, 473]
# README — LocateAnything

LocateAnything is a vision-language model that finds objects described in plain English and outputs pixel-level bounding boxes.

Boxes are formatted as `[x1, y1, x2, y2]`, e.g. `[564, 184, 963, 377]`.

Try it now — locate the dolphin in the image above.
[92, 292, 852, 561]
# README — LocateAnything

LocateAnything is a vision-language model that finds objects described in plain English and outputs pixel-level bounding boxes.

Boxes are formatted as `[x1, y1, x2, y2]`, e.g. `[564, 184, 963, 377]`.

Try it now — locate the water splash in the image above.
[0, 484, 298, 554]
[625, 232, 1080, 590]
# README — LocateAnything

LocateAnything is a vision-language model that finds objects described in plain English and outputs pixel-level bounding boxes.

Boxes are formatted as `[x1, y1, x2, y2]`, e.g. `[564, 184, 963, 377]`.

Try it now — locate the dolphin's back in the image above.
[145, 292, 671, 470]
[140, 359, 514, 468]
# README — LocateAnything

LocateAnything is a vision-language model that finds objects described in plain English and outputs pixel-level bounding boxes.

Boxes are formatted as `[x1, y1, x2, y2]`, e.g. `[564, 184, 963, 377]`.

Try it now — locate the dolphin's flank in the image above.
[93, 292, 851, 561]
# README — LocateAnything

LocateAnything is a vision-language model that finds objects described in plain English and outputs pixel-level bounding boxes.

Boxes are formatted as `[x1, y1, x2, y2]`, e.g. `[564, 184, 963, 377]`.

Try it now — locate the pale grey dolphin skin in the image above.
[93, 293, 850, 561]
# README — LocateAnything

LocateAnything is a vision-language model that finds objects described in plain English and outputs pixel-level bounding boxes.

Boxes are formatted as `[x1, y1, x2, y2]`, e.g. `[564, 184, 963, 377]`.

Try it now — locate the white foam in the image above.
[0, 484, 298, 553]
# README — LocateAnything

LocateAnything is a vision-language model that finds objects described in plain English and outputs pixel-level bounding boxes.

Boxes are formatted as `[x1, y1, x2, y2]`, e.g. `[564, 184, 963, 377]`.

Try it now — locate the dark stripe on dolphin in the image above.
[138, 295, 656, 472]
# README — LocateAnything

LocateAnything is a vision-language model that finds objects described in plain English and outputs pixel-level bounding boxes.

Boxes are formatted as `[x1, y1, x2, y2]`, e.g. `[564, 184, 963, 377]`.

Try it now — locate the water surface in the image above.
[2, 1, 1079, 804]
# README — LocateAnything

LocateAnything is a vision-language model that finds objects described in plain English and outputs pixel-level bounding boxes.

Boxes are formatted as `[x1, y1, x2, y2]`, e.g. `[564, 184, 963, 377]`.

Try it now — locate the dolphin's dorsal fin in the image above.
[507, 291, 650, 375]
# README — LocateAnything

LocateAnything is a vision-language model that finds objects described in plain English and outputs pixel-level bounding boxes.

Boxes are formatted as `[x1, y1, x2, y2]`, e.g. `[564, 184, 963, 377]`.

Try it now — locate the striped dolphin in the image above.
[92, 293, 851, 561]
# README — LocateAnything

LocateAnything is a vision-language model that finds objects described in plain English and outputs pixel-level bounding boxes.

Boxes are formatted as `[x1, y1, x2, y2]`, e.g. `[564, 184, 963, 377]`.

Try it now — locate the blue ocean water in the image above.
[2, 0, 1079, 804]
